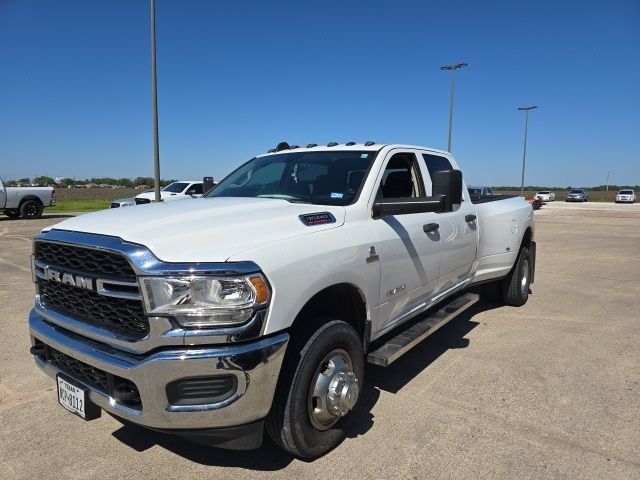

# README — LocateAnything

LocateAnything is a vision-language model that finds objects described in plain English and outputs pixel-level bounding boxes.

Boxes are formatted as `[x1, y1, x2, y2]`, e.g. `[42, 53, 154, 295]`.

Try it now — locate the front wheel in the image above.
[266, 320, 364, 458]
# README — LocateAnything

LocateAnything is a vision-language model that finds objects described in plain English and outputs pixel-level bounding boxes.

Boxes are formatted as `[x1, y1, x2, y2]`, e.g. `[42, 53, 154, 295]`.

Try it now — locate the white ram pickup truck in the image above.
[28, 143, 535, 458]
[134, 180, 204, 204]
[1, 178, 56, 219]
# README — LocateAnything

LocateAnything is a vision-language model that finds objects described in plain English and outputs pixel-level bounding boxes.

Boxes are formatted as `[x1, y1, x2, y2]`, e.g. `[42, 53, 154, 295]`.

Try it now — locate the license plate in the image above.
[56, 374, 102, 420]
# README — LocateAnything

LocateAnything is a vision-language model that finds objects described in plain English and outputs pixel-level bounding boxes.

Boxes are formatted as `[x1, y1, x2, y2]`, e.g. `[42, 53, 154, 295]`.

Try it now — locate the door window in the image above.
[378, 153, 425, 199]
[187, 183, 203, 195]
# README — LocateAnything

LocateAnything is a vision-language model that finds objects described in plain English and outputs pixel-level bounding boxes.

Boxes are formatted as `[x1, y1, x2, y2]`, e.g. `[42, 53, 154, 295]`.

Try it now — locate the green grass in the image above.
[47, 199, 111, 212]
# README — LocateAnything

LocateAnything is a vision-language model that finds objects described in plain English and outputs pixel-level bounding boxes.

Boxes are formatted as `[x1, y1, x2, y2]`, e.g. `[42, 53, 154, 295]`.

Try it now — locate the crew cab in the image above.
[28, 143, 535, 458]
[134, 180, 204, 204]
[615, 189, 636, 203]
[1, 178, 55, 219]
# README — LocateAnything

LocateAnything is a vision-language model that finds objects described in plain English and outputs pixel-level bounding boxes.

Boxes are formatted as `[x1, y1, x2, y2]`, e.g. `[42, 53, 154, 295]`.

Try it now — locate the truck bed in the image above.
[470, 194, 518, 204]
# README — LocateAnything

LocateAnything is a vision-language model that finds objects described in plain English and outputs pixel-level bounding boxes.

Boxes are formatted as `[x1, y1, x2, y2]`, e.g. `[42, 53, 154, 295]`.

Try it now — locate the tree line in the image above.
[5, 177, 175, 187]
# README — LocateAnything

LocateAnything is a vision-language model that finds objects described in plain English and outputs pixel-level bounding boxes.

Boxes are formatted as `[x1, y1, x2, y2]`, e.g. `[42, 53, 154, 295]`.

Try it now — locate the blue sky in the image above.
[1, 0, 639, 187]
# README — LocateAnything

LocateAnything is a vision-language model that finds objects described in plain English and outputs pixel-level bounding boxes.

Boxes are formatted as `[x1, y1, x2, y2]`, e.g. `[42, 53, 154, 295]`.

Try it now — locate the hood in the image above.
[46, 197, 346, 262]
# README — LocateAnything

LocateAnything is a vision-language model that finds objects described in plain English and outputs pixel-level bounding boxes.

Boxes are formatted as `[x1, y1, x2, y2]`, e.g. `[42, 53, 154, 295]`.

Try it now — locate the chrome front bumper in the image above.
[29, 309, 288, 430]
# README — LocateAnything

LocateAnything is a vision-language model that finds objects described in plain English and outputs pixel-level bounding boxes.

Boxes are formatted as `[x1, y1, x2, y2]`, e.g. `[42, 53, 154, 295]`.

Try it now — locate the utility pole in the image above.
[518, 106, 538, 197]
[606, 171, 610, 191]
[440, 63, 468, 152]
[151, 0, 161, 202]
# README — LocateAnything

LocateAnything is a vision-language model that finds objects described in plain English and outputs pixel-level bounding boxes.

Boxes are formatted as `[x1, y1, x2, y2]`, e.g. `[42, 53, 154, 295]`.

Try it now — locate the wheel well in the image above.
[520, 227, 532, 251]
[290, 284, 368, 346]
[19, 196, 43, 207]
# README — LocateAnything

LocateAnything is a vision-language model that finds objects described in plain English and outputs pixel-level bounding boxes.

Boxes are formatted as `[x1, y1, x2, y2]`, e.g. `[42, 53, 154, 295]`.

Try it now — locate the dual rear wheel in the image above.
[484, 246, 531, 306]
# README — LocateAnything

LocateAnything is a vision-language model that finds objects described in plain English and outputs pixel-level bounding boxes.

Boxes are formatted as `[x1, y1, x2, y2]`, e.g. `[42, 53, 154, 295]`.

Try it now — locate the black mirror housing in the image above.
[373, 196, 444, 217]
[432, 169, 463, 211]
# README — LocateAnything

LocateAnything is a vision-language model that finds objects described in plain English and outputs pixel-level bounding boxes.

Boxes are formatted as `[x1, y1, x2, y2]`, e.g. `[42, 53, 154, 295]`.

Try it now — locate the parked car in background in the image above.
[110, 198, 135, 208]
[1, 178, 56, 219]
[615, 189, 636, 203]
[134, 181, 204, 204]
[467, 186, 494, 196]
[535, 191, 555, 202]
[565, 189, 589, 202]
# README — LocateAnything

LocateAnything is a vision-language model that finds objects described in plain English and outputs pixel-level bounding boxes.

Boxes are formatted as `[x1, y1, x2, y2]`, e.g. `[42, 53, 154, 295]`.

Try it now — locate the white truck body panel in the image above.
[45, 144, 534, 341]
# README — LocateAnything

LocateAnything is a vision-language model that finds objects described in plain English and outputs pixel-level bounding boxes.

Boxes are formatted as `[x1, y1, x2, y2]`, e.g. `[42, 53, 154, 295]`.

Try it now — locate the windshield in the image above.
[163, 182, 189, 193]
[619, 190, 633, 194]
[538, 191, 550, 195]
[569, 190, 583, 194]
[206, 151, 376, 206]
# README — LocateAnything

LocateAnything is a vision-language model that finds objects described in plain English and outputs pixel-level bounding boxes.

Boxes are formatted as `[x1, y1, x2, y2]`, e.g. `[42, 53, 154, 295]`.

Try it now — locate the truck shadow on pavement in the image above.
[111, 297, 501, 469]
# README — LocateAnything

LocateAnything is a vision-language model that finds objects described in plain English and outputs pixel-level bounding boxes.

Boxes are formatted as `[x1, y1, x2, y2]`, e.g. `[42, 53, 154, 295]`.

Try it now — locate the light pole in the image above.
[151, 0, 161, 202]
[440, 63, 468, 152]
[518, 106, 538, 197]
[606, 171, 610, 191]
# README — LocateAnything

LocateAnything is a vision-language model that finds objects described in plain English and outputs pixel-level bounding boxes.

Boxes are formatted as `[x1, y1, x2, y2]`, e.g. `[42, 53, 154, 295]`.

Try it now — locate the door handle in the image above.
[465, 214, 476, 222]
[423, 223, 439, 233]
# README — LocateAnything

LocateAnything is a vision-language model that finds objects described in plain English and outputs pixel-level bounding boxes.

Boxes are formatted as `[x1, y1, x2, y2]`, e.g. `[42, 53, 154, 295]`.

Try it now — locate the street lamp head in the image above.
[518, 106, 538, 111]
[440, 63, 468, 71]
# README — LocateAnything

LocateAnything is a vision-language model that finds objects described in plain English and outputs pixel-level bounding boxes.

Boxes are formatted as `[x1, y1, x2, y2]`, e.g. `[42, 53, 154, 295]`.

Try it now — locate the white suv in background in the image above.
[134, 181, 203, 204]
[535, 191, 556, 201]
[615, 189, 636, 203]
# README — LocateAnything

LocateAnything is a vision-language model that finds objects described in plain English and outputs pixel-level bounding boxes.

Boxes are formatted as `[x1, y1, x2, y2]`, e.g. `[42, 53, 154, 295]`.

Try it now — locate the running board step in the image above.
[367, 293, 479, 367]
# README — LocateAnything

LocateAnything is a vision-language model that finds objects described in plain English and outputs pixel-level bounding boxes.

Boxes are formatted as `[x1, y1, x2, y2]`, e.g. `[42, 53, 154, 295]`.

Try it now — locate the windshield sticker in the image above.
[330, 192, 344, 199]
[361, 153, 369, 158]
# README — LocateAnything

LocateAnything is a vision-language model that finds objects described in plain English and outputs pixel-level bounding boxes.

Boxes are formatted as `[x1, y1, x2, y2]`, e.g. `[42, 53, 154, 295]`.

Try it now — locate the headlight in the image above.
[140, 275, 270, 327]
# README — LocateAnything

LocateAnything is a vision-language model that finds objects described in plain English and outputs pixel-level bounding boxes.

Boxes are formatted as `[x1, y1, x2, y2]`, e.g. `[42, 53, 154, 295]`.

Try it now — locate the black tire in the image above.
[502, 247, 531, 307]
[266, 320, 364, 458]
[19, 199, 43, 219]
[4, 210, 20, 219]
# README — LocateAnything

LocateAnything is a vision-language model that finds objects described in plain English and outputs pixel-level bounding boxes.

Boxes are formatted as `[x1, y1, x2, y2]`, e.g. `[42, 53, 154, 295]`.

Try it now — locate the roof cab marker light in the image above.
[306, 143, 318, 148]
[327, 142, 338, 147]
[345, 142, 356, 146]
[364, 141, 375, 146]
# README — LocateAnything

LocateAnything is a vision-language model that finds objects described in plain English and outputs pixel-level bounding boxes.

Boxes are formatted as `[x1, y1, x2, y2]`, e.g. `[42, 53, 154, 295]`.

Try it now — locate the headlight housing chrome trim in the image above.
[139, 274, 271, 327]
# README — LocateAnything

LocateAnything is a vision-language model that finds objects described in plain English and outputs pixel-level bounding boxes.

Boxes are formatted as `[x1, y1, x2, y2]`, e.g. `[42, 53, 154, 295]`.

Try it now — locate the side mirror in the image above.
[373, 196, 444, 217]
[432, 169, 463, 212]
[203, 177, 215, 194]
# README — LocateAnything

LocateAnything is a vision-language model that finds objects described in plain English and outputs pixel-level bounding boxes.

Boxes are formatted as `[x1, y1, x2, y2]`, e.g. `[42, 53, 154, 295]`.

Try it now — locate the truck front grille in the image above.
[134, 198, 151, 205]
[35, 240, 149, 340]
[35, 241, 137, 282]
[38, 341, 142, 410]
[38, 279, 149, 340]
[46, 343, 110, 393]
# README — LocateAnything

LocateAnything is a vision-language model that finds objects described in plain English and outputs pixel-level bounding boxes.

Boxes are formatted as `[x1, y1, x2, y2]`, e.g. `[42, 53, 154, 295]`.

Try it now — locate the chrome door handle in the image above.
[423, 223, 439, 233]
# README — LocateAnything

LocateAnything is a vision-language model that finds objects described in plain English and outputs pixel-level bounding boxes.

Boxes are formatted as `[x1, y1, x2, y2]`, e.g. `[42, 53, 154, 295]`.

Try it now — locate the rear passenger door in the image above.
[421, 152, 479, 292]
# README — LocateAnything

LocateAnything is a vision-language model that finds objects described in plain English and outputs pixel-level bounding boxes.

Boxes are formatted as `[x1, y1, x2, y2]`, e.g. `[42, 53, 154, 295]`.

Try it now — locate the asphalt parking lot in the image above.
[1, 205, 639, 479]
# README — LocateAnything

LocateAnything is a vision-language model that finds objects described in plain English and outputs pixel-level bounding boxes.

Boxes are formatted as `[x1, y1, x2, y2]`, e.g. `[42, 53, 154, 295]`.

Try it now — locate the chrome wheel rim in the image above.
[308, 348, 359, 431]
[520, 258, 529, 296]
